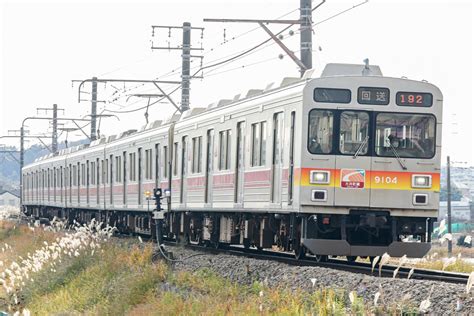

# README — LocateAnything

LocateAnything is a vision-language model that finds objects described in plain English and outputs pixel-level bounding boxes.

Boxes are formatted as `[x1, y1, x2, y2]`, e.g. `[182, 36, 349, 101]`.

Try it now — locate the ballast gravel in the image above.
[163, 245, 474, 315]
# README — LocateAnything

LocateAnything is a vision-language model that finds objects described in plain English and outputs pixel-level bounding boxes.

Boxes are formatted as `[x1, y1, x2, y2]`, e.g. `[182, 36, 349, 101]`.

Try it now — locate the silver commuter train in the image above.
[22, 63, 442, 260]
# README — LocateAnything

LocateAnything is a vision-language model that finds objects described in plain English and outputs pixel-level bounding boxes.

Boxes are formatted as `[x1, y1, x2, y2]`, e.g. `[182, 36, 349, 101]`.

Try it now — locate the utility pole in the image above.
[300, 0, 312, 77]
[181, 22, 191, 112]
[20, 127, 24, 208]
[447, 155, 452, 257]
[52, 104, 58, 153]
[204, 0, 323, 78]
[151, 23, 204, 112]
[37, 104, 64, 154]
[91, 77, 98, 141]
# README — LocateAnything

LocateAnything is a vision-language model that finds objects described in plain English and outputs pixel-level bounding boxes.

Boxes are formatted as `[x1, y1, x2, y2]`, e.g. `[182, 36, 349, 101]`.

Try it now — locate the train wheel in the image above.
[314, 254, 328, 262]
[294, 244, 306, 260]
[346, 256, 357, 263]
[243, 238, 251, 249]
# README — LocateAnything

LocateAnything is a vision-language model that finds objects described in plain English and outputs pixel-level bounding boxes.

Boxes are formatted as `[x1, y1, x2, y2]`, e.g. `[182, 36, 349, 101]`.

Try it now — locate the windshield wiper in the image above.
[389, 143, 407, 170]
[353, 136, 369, 159]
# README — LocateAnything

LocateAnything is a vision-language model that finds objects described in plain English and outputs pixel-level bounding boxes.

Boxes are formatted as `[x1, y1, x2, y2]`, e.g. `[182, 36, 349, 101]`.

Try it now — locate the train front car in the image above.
[299, 63, 442, 259]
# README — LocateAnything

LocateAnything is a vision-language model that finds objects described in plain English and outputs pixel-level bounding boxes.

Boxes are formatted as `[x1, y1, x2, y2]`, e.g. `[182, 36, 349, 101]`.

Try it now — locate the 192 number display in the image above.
[396, 92, 433, 107]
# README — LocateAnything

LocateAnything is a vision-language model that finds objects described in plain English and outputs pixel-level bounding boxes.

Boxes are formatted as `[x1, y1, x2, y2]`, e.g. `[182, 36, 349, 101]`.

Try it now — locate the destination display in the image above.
[314, 88, 351, 104]
[357, 87, 390, 105]
[396, 92, 433, 107]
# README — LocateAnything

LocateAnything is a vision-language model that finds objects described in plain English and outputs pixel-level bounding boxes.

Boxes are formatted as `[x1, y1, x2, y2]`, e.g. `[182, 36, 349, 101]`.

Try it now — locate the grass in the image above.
[0, 221, 449, 315]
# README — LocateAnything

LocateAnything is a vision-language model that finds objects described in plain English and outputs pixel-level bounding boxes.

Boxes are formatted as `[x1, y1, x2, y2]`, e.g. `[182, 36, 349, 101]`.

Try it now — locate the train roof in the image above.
[23, 62, 442, 171]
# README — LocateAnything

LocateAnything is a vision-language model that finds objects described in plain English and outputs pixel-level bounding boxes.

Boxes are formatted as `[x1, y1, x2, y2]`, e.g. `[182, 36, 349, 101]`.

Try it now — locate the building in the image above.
[0, 190, 20, 208]
[439, 198, 474, 222]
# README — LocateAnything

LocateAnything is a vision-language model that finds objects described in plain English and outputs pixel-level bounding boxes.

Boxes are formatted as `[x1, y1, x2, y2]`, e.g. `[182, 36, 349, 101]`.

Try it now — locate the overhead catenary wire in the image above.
[102, 0, 368, 116]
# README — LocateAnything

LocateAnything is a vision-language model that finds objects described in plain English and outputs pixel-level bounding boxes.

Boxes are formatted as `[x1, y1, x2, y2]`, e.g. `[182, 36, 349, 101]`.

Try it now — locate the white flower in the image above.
[374, 291, 381, 306]
[310, 278, 317, 287]
[466, 271, 474, 294]
[419, 299, 431, 313]
[349, 291, 355, 305]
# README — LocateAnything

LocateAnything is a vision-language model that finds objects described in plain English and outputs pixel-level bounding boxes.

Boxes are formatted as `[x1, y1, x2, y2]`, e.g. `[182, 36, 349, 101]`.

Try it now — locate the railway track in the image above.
[162, 241, 470, 285]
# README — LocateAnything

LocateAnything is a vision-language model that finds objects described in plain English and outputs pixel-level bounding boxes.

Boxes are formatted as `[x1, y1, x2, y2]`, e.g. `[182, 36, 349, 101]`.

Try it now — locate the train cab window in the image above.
[339, 111, 369, 155]
[308, 109, 334, 154]
[375, 113, 436, 158]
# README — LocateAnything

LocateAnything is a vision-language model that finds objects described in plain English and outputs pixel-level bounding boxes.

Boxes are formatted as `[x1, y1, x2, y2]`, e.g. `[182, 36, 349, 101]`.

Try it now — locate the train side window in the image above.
[73, 165, 77, 186]
[81, 163, 86, 186]
[163, 146, 168, 178]
[115, 156, 122, 183]
[192, 136, 203, 173]
[90, 162, 96, 185]
[129, 153, 136, 181]
[155, 144, 160, 186]
[173, 143, 179, 176]
[218, 129, 232, 170]
[308, 109, 334, 154]
[145, 149, 153, 180]
[339, 111, 370, 155]
[251, 121, 267, 167]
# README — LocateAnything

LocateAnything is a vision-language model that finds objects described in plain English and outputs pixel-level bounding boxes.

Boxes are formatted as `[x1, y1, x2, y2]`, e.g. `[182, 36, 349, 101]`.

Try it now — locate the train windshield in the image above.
[308, 109, 334, 154]
[339, 111, 369, 155]
[375, 113, 435, 158]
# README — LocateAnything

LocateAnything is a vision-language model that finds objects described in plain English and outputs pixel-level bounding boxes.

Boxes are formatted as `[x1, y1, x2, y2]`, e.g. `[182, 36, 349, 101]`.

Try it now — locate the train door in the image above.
[271, 112, 284, 205]
[138, 148, 143, 205]
[155, 144, 160, 189]
[288, 111, 296, 205]
[109, 154, 114, 206]
[123, 152, 127, 205]
[334, 110, 372, 207]
[96, 158, 100, 206]
[86, 161, 89, 205]
[235, 122, 245, 204]
[180, 136, 188, 205]
[205, 129, 214, 204]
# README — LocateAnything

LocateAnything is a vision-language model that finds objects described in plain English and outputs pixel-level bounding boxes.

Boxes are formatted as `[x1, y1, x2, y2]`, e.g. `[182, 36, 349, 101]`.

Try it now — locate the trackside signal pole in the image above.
[447, 156, 452, 257]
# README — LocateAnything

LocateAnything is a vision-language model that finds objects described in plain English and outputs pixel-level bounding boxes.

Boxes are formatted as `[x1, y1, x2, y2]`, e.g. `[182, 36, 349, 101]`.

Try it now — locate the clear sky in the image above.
[1, 0, 473, 165]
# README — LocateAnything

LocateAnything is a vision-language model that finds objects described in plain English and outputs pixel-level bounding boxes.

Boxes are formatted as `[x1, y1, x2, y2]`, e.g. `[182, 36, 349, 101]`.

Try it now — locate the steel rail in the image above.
[162, 242, 469, 285]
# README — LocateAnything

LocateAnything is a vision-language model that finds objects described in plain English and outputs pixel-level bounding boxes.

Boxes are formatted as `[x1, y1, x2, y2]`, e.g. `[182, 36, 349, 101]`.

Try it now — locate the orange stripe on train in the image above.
[297, 168, 440, 191]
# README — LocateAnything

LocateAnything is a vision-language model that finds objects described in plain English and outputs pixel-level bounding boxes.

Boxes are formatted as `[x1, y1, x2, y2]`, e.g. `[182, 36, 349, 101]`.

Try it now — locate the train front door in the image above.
[334, 110, 372, 207]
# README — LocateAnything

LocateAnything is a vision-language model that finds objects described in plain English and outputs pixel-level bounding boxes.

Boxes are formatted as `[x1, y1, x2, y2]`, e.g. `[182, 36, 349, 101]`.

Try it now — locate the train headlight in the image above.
[411, 175, 432, 188]
[310, 170, 330, 184]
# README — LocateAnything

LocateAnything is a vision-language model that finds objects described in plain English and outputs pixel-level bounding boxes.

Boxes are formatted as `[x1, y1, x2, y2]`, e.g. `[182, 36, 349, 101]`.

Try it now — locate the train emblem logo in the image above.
[340, 169, 365, 189]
